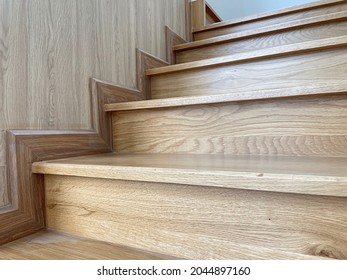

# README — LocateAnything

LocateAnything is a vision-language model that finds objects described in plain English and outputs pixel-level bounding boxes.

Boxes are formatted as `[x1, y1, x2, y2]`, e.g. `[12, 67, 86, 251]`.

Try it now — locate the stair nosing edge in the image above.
[175, 11, 347, 52]
[193, 0, 345, 33]
[105, 87, 347, 112]
[147, 35, 347, 76]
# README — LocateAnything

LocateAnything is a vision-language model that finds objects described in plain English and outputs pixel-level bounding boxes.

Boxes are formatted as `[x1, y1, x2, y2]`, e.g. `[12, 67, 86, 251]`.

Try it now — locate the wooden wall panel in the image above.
[45, 175, 347, 259]
[0, 0, 187, 206]
[112, 94, 347, 157]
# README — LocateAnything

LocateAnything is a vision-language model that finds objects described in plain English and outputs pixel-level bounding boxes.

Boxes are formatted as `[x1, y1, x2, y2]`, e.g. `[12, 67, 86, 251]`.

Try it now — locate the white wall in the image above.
[207, 0, 317, 20]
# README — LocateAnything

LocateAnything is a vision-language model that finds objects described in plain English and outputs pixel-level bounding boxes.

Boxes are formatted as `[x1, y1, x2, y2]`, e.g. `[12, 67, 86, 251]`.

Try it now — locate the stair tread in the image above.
[193, 0, 344, 33]
[175, 11, 347, 52]
[0, 230, 175, 260]
[148, 35, 347, 76]
[105, 86, 347, 112]
[33, 153, 347, 197]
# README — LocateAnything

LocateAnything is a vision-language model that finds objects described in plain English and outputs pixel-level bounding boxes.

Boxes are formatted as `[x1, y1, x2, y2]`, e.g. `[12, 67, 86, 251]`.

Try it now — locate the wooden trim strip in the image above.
[165, 26, 187, 64]
[0, 42, 171, 244]
[191, 0, 206, 29]
[185, 0, 193, 41]
[0, 77, 144, 245]
[175, 10, 347, 51]
[136, 49, 169, 99]
[147, 35, 347, 76]
[105, 85, 347, 112]
[206, 2, 222, 23]
[193, 0, 345, 33]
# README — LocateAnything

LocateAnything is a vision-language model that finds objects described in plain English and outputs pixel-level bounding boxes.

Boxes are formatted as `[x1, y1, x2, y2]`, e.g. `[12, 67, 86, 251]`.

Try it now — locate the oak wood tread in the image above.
[176, 11, 347, 52]
[0, 230, 174, 260]
[148, 35, 347, 76]
[105, 86, 347, 112]
[32, 153, 347, 197]
[193, 0, 345, 33]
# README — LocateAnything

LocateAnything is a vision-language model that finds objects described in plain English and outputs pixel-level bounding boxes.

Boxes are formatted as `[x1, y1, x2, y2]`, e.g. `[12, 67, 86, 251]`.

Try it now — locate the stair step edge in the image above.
[175, 10, 347, 52]
[148, 35, 347, 76]
[105, 86, 347, 112]
[193, 0, 344, 33]
[32, 153, 347, 197]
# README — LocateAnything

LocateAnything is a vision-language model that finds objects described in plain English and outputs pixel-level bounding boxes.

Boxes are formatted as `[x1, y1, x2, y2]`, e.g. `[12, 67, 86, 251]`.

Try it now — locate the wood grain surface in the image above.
[112, 94, 347, 157]
[0, 167, 7, 206]
[32, 153, 347, 197]
[177, 15, 347, 63]
[0, 0, 187, 207]
[166, 26, 187, 64]
[106, 85, 347, 112]
[44, 175, 347, 259]
[193, 0, 347, 40]
[191, 0, 205, 29]
[151, 46, 347, 98]
[0, 73, 149, 246]
[0, 230, 174, 260]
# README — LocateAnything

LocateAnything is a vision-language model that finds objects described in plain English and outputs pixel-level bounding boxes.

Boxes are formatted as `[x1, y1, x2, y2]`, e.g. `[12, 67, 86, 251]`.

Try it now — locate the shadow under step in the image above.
[175, 11, 347, 63]
[0, 230, 175, 260]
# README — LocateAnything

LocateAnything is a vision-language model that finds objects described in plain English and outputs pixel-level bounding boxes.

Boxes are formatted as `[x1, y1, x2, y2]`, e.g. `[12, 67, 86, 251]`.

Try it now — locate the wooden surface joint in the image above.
[0, 76, 146, 245]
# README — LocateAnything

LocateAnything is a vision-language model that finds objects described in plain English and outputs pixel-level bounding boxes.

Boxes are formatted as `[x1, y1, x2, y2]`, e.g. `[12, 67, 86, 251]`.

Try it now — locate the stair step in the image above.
[193, 0, 347, 40]
[105, 86, 347, 112]
[0, 230, 173, 260]
[175, 11, 347, 63]
[33, 153, 347, 197]
[149, 35, 347, 76]
[33, 158, 347, 259]
[108, 93, 347, 158]
[147, 36, 347, 99]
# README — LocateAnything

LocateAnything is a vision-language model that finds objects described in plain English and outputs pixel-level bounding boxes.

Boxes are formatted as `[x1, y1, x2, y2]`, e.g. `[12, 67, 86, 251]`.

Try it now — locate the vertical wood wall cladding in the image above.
[0, 0, 187, 207]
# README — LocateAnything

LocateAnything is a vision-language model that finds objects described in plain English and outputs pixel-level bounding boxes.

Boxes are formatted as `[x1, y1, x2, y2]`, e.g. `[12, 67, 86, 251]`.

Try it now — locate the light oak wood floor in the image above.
[0, 230, 175, 260]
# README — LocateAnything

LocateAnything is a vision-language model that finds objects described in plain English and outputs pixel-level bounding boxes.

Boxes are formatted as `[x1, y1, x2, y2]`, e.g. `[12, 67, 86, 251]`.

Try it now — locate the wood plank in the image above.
[205, 2, 222, 23]
[0, 131, 5, 166]
[176, 13, 347, 63]
[148, 36, 347, 76]
[193, 1, 347, 40]
[32, 153, 347, 197]
[0, 230, 173, 260]
[44, 175, 346, 259]
[0, 76, 144, 246]
[111, 94, 347, 158]
[105, 86, 347, 112]
[0, 167, 8, 207]
[176, 11, 347, 51]
[191, 0, 205, 29]
[0, 0, 187, 210]
[166, 26, 187, 64]
[150, 47, 347, 99]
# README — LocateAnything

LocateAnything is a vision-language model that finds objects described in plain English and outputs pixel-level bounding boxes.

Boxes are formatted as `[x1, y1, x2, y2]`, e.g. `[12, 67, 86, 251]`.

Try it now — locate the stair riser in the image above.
[45, 175, 347, 260]
[151, 47, 347, 99]
[112, 94, 347, 157]
[178, 20, 347, 63]
[194, 2, 347, 40]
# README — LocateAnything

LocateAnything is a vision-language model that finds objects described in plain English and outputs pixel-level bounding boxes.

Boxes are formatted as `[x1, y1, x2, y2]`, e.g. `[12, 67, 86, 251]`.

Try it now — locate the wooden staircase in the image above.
[2, 0, 347, 260]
